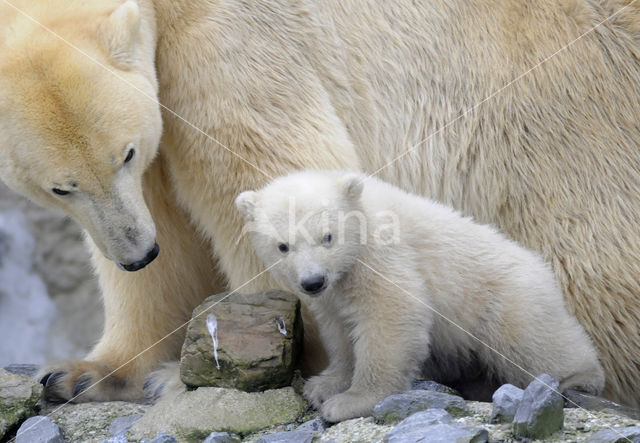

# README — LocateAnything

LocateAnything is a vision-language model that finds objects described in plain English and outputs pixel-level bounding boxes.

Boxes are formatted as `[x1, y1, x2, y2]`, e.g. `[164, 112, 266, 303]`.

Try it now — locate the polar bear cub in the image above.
[235, 170, 604, 422]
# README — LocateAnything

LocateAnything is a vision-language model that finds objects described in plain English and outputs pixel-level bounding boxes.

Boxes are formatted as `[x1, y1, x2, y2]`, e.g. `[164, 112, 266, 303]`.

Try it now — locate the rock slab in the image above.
[203, 432, 241, 443]
[128, 387, 306, 441]
[0, 368, 43, 439]
[15, 416, 64, 443]
[255, 430, 315, 443]
[411, 380, 462, 397]
[373, 390, 468, 424]
[42, 401, 148, 443]
[491, 384, 524, 423]
[3, 364, 39, 378]
[180, 290, 302, 391]
[588, 426, 640, 443]
[383, 408, 453, 442]
[108, 414, 142, 437]
[296, 417, 326, 433]
[150, 433, 178, 443]
[386, 422, 488, 443]
[513, 374, 564, 439]
[564, 389, 640, 420]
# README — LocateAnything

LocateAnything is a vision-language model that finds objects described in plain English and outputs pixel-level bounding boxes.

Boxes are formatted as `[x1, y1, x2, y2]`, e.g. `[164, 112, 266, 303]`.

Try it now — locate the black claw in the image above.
[45, 372, 64, 388]
[42, 372, 67, 403]
[72, 374, 92, 398]
[39, 372, 53, 386]
[142, 378, 153, 394]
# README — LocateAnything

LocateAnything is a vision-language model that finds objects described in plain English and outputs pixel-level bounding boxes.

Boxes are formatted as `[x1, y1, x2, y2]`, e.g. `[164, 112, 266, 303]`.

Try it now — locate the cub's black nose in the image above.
[301, 275, 326, 295]
[121, 243, 160, 272]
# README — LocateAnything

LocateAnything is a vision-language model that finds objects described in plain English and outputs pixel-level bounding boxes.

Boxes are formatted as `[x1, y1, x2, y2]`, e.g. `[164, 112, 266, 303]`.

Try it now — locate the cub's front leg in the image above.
[303, 299, 354, 409]
[320, 283, 431, 422]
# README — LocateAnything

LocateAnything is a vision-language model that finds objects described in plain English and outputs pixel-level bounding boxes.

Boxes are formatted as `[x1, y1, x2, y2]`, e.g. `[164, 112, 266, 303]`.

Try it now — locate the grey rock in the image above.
[3, 364, 39, 378]
[101, 436, 127, 443]
[513, 374, 564, 439]
[128, 387, 306, 441]
[491, 384, 524, 423]
[383, 408, 453, 442]
[16, 416, 65, 443]
[180, 290, 303, 391]
[0, 185, 103, 369]
[588, 426, 640, 443]
[256, 430, 315, 443]
[203, 431, 241, 443]
[411, 380, 462, 397]
[150, 433, 178, 443]
[296, 417, 326, 433]
[385, 422, 488, 443]
[0, 368, 43, 439]
[564, 390, 640, 420]
[373, 390, 468, 424]
[0, 210, 56, 368]
[42, 401, 148, 443]
[108, 414, 142, 437]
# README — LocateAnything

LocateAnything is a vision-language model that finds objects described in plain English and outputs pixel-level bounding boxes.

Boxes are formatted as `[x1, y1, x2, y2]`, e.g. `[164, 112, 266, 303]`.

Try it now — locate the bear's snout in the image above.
[301, 275, 326, 295]
[120, 242, 160, 272]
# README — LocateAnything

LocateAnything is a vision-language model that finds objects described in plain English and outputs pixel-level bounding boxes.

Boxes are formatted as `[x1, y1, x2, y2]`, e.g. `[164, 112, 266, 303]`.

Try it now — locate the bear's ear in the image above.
[338, 173, 364, 200]
[100, 0, 141, 67]
[235, 191, 258, 221]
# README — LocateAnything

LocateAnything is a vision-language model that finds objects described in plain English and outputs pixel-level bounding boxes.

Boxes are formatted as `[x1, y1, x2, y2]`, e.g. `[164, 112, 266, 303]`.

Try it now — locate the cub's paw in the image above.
[303, 374, 351, 409]
[37, 360, 140, 403]
[320, 390, 380, 423]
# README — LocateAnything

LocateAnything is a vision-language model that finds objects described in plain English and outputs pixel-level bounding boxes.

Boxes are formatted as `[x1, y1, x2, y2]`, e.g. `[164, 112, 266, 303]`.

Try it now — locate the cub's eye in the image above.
[322, 233, 332, 244]
[52, 188, 70, 196]
[278, 243, 289, 253]
[124, 148, 135, 164]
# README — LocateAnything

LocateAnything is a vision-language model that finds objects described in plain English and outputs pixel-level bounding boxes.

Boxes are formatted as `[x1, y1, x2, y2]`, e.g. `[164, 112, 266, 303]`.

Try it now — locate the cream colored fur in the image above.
[0, 0, 639, 405]
[237, 170, 605, 421]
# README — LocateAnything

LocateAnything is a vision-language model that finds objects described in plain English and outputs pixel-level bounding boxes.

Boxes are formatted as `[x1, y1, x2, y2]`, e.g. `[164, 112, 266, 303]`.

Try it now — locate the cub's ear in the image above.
[338, 172, 364, 200]
[100, 0, 141, 67]
[235, 191, 258, 221]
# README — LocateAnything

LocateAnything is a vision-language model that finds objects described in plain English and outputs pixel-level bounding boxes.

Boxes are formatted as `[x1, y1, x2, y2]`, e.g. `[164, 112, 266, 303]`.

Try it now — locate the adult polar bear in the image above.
[0, 0, 638, 406]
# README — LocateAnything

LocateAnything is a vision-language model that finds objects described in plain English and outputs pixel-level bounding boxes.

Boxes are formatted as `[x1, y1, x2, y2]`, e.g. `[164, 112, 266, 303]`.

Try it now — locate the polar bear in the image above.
[1, 0, 639, 405]
[236, 170, 605, 422]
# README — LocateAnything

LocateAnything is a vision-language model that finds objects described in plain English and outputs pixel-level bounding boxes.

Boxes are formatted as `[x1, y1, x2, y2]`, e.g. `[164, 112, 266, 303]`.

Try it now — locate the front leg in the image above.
[321, 283, 431, 422]
[303, 300, 354, 409]
[37, 157, 225, 403]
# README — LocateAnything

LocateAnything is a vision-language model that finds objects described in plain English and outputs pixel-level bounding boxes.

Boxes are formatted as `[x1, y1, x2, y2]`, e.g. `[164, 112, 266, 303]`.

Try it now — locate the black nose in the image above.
[121, 243, 160, 272]
[301, 275, 326, 294]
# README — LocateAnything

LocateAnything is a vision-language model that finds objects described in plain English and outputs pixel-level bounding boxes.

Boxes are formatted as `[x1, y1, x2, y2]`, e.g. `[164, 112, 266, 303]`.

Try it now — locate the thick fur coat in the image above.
[0, 0, 638, 405]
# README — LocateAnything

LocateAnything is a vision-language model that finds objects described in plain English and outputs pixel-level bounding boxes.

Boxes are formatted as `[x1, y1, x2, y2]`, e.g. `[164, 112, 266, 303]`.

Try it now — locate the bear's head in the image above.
[236, 170, 365, 297]
[0, 0, 162, 270]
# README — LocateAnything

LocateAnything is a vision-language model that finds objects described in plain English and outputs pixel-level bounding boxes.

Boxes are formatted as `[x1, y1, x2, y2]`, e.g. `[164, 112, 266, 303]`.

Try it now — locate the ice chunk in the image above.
[206, 313, 220, 370]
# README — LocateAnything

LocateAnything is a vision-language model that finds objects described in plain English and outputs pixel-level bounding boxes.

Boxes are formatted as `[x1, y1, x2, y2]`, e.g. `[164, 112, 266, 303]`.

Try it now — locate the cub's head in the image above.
[0, 0, 162, 270]
[236, 171, 365, 297]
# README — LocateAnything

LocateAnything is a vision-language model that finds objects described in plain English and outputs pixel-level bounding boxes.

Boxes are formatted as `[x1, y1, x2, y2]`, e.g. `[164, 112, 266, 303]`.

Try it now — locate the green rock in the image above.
[127, 386, 306, 442]
[180, 290, 302, 392]
[0, 368, 42, 439]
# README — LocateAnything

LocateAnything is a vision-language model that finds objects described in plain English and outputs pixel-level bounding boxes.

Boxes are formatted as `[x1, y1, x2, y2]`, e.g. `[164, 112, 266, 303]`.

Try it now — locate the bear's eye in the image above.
[322, 233, 332, 244]
[124, 148, 135, 164]
[278, 243, 289, 253]
[52, 188, 70, 196]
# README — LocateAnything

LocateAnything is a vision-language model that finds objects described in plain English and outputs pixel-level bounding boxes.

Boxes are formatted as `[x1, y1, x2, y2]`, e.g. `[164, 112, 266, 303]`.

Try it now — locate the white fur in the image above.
[1, 0, 638, 405]
[239, 170, 605, 422]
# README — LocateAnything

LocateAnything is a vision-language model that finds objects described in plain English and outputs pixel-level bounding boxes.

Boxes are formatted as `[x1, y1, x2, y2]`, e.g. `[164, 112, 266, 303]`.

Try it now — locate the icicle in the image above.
[206, 313, 220, 370]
